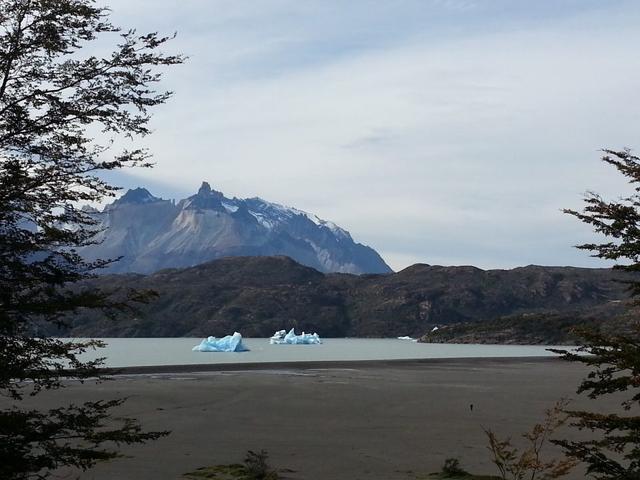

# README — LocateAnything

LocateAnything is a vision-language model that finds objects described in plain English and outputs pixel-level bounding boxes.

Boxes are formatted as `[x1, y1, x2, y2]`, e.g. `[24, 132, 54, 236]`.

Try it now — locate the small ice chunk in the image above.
[270, 328, 321, 345]
[431, 326, 439, 332]
[269, 329, 287, 344]
[192, 332, 249, 352]
[397, 335, 418, 342]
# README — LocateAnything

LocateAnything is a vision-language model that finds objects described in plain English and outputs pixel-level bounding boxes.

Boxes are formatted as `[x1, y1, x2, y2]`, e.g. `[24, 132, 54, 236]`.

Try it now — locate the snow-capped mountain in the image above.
[78, 182, 392, 275]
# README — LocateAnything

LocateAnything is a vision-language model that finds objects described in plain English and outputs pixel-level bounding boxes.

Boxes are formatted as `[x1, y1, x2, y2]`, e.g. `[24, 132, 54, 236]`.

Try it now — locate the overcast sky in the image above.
[100, 0, 640, 271]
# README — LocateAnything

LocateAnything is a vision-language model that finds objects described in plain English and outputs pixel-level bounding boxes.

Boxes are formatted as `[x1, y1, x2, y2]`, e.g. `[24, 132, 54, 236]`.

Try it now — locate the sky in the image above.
[97, 0, 640, 271]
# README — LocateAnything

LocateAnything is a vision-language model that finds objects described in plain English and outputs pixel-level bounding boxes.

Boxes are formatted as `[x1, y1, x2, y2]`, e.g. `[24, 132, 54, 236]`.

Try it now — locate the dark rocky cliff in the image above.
[51, 256, 633, 342]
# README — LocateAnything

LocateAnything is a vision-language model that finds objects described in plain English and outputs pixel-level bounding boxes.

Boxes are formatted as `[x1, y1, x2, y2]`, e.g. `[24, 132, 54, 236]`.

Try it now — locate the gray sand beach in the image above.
[15, 358, 616, 480]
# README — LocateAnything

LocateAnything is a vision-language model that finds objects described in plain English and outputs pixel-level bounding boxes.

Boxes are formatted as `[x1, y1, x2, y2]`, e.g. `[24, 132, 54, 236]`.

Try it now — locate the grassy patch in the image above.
[422, 473, 501, 480]
[183, 464, 248, 479]
[183, 450, 282, 480]
[183, 464, 281, 480]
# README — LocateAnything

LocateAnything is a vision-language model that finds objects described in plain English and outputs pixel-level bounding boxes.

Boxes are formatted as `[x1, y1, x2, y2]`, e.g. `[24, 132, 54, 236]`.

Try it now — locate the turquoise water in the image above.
[68, 338, 571, 368]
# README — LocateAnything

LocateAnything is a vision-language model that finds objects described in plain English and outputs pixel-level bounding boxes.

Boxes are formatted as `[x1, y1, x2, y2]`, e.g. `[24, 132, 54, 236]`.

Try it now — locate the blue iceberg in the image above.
[270, 328, 322, 345]
[192, 332, 249, 352]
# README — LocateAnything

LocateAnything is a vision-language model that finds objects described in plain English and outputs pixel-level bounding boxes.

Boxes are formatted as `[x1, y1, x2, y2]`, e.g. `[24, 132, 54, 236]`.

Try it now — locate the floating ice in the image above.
[397, 335, 418, 342]
[270, 328, 322, 345]
[270, 330, 286, 343]
[192, 332, 249, 352]
[431, 326, 439, 332]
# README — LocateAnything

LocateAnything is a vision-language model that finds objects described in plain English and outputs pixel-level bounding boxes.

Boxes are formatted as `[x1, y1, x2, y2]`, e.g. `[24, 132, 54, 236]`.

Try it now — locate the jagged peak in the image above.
[198, 181, 212, 195]
[194, 181, 223, 198]
[114, 187, 160, 205]
[184, 181, 225, 211]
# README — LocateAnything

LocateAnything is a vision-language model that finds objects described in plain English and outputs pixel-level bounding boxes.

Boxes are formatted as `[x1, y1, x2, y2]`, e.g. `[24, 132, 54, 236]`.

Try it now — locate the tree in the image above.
[0, 0, 183, 478]
[550, 149, 640, 479]
[483, 400, 577, 480]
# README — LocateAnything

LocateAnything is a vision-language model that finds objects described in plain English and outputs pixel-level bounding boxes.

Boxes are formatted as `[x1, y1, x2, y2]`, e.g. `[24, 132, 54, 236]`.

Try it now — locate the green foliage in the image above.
[564, 149, 640, 292]
[0, 399, 167, 475]
[0, 0, 182, 478]
[183, 464, 248, 479]
[550, 325, 640, 479]
[551, 149, 640, 479]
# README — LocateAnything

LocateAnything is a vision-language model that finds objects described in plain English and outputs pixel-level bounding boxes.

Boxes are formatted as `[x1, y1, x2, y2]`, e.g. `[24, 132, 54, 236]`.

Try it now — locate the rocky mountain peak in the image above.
[114, 187, 159, 206]
[79, 183, 393, 275]
[195, 181, 223, 198]
[198, 181, 212, 195]
[185, 181, 225, 210]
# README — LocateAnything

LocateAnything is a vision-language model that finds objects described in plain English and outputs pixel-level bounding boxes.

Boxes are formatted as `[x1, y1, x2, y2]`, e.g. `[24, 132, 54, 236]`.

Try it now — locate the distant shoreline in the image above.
[102, 355, 562, 376]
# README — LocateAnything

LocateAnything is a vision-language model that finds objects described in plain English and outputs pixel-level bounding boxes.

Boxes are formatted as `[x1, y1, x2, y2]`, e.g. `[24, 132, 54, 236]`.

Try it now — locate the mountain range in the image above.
[78, 182, 391, 275]
[54, 256, 634, 342]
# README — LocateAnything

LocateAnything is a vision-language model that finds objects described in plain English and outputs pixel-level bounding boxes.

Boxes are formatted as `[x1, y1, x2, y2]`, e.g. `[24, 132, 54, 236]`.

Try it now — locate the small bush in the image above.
[442, 458, 467, 476]
[244, 450, 278, 480]
[183, 449, 280, 480]
[483, 399, 576, 480]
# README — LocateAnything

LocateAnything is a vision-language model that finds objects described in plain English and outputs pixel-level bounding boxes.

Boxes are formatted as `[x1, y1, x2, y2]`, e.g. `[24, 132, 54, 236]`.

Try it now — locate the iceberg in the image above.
[397, 335, 418, 342]
[192, 332, 249, 352]
[270, 329, 287, 343]
[270, 328, 322, 345]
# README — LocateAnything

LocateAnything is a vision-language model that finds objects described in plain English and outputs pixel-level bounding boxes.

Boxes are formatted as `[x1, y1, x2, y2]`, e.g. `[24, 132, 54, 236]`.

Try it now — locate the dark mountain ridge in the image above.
[55, 256, 633, 342]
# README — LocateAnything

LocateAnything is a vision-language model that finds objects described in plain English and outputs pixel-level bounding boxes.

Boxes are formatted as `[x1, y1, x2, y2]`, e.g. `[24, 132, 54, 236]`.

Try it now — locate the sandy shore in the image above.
[12, 358, 614, 479]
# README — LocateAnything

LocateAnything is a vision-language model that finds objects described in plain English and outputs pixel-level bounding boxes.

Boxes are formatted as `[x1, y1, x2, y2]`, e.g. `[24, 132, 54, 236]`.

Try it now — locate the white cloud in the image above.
[100, 0, 640, 270]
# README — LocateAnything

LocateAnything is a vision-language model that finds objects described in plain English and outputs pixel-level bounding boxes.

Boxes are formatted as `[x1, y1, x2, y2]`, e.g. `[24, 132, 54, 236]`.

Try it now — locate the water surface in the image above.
[70, 338, 571, 368]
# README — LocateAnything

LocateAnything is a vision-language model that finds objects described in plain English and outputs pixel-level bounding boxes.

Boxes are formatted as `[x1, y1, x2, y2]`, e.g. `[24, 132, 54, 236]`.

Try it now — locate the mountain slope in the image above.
[78, 183, 391, 274]
[55, 257, 634, 341]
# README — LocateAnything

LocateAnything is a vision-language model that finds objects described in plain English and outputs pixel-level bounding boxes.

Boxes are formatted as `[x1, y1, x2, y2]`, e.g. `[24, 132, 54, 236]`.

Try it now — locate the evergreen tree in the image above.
[0, 0, 183, 478]
[552, 149, 640, 479]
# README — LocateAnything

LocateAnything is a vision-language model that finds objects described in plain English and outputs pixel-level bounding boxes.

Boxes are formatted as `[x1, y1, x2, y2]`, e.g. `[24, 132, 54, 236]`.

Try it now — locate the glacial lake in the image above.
[68, 338, 573, 368]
